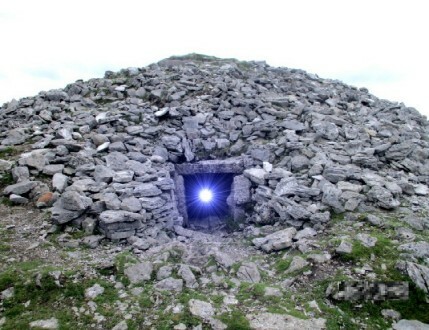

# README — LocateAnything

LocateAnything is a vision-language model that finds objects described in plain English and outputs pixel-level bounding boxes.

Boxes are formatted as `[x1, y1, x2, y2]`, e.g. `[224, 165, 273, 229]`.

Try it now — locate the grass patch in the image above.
[114, 251, 139, 286]
[0, 172, 14, 187]
[275, 258, 292, 273]
[0, 147, 18, 159]
[218, 310, 251, 330]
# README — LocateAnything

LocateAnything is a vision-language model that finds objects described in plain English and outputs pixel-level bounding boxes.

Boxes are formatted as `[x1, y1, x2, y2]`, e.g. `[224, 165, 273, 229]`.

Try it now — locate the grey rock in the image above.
[97, 141, 110, 152]
[113, 170, 134, 183]
[82, 217, 97, 234]
[178, 264, 198, 288]
[323, 166, 347, 184]
[29, 318, 59, 329]
[61, 190, 93, 211]
[112, 320, 128, 330]
[109, 141, 127, 152]
[393, 319, 429, 330]
[43, 164, 64, 175]
[365, 214, 382, 227]
[264, 287, 282, 297]
[322, 184, 344, 212]
[0, 159, 13, 172]
[102, 192, 121, 210]
[133, 183, 162, 197]
[9, 194, 29, 204]
[1, 287, 14, 300]
[381, 309, 401, 321]
[105, 152, 129, 170]
[246, 312, 326, 330]
[398, 241, 429, 258]
[157, 265, 173, 280]
[2, 128, 27, 145]
[310, 211, 331, 223]
[307, 253, 332, 264]
[385, 142, 414, 161]
[286, 256, 309, 273]
[11, 166, 30, 182]
[253, 227, 297, 252]
[336, 240, 353, 254]
[414, 184, 429, 196]
[51, 202, 84, 225]
[3, 181, 36, 195]
[93, 165, 115, 183]
[294, 227, 317, 240]
[188, 299, 214, 320]
[85, 283, 105, 299]
[236, 262, 261, 283]
[402, 262, 429, 296]
[243, 168, 267, 185]
[367, 186, 400, 209]
[124, 262, 153, 284]
[98, 210, 144, 239]
[214, 251, 235, 270]
[314, 121, 339, 140]
[291, 155, 309, 171]
[52, 173, 68, 192]
[120, 197, 142, 212]
[130, 237, 157, 250]
[356, 233, 377, 247]
[139, 196, 166, 210]
[154, 277, 183, 292]
[231, 175, 251, 205]
[275, 177, 320, 198]
[80, 235, 104, 249]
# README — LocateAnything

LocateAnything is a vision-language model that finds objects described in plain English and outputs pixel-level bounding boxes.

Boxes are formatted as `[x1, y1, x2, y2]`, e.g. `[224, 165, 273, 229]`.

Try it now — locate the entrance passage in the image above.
[174, 158, 246, 231]
[183, 173, 233, 228]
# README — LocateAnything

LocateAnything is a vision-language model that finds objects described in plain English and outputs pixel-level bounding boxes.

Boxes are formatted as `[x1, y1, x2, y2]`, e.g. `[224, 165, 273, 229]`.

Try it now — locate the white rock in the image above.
[29, 317, 59, 329]
[188, 299, 214, 320]
[85, 283, 105, 299]
[263, 161, 273, 172]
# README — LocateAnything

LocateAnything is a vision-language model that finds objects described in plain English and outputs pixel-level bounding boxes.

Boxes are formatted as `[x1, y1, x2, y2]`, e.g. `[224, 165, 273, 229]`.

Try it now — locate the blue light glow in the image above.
[184, 173, 234, 220]
[199, 188, 213, 203]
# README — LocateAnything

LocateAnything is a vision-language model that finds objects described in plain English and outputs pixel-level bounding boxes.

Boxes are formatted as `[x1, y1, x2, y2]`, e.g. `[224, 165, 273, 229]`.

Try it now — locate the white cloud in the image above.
[1, 0, 428, 115]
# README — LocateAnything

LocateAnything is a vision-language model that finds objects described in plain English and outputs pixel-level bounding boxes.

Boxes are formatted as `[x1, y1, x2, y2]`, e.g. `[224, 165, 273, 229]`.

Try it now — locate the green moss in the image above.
[0, 242, 11, 252]
[177, 289, 208, 305]
[0, 172, 14, 187]
[218, 310, 251, 330]
[0, 147, 17, 159]
[275, 258, 292, 273]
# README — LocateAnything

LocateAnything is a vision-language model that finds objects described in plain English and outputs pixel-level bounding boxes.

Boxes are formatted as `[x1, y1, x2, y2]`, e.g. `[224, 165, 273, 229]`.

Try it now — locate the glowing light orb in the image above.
[199, 188, 213, 203]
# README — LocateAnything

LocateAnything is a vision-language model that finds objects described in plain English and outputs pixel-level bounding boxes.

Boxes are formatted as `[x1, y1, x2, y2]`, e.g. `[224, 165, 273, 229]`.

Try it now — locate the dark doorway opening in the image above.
[183, 173, 234, 230]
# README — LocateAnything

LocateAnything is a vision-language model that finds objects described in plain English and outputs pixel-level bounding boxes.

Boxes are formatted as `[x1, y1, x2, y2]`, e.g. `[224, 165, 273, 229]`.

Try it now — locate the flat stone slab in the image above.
[175, 158, 244, 174]
[246, 312, 326, 330]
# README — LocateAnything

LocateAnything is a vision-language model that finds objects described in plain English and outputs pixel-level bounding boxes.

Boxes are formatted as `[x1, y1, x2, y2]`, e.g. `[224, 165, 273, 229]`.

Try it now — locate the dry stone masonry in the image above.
[1, 54, 429, 248]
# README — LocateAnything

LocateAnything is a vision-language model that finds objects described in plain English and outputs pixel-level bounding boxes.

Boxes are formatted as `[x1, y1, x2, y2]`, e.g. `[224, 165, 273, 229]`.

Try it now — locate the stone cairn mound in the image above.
[1, 54, 428, 249]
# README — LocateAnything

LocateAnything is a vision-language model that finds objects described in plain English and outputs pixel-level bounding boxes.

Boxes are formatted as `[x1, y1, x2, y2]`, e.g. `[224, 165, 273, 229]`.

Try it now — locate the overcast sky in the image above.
[1, 0, 428, 116]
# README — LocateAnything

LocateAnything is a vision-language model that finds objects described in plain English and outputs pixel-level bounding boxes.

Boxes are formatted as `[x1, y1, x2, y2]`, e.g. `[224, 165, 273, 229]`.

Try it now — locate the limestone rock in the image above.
[154, 277, 183, 292]
[85, 283, 105, 299]
[252, 228, 297, 253]
[29, 318, 59, 329]
[393, 320, 429, 330]
[398, 241, 429, 258]
[124, 262, 153, 284]
[246, 313, 326, 330]
[3, 181, 36, 195]
[60, 190, 93, 211]
[285, 256, 309, 273]
[236, 262, 261, 283]
[188, 299, 214, 320]
[367, 186, 400, 210]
